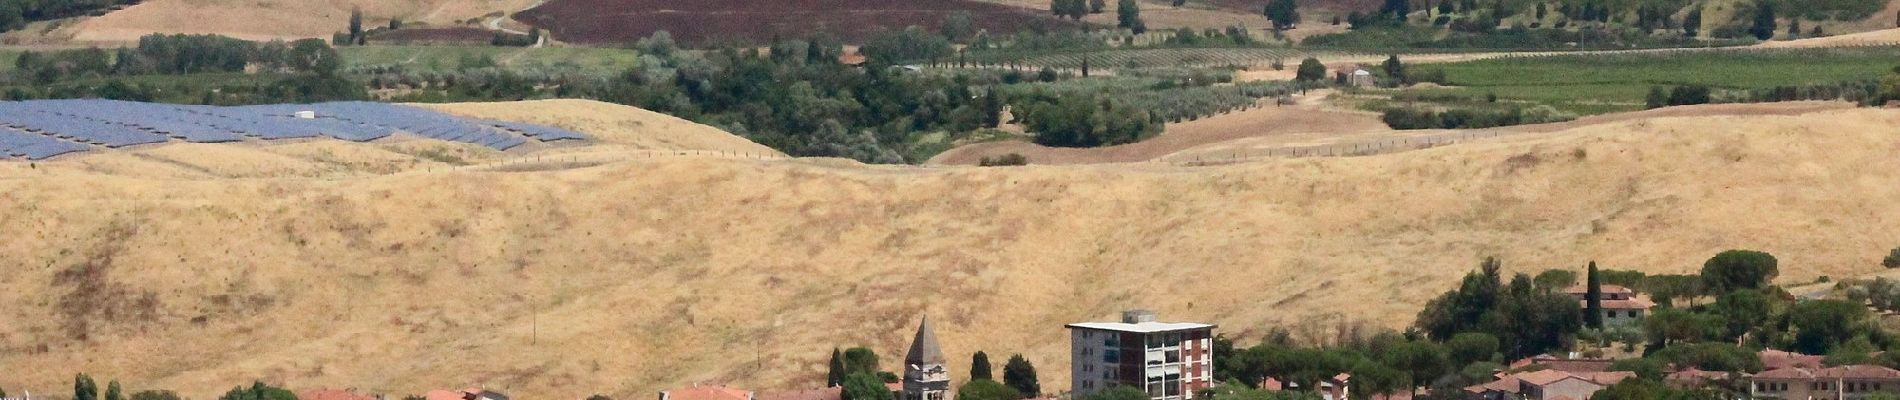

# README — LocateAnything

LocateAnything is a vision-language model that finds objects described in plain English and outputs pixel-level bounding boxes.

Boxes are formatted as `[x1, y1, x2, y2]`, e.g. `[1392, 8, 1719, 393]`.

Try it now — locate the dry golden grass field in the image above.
[53, 0, 540, 43]
[2, 99, 1899, 399]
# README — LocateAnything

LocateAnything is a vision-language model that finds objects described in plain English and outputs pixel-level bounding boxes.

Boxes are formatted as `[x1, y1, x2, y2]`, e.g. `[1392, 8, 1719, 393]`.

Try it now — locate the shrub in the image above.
[1884, 247, 1900, 269]
[979, 153, 1029, 166]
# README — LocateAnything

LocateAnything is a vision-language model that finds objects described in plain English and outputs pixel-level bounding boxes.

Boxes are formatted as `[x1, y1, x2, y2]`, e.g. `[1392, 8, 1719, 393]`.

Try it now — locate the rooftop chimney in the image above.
[1121, 310, 1157, 324]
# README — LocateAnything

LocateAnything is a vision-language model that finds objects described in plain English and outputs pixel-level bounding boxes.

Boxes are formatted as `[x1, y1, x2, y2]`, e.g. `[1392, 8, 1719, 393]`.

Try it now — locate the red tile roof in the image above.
[1565, 285, 1635, 295]
[1760, 350, 1826, 371]
[1517, 369, 1582, 386]
[1464, 375, 1521, 394]
[1754, 368, 1819, 380]
[423, 390, 467, 400]
[1599, 298, 1657, 310]
[1820, 365, 1900, 380]
[663, 385, 753, 400]
[298, 389, 378, 400]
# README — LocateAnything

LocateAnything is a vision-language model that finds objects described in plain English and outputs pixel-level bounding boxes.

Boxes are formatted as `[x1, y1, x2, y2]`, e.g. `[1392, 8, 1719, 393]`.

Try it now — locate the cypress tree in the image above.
[1585, 261, 1603, 328]
[75, 374, 98, 400]
[106, 381, 122, 400]
[348, 7, 364, 44]
[971, 351, 993, 381]
[828, 348, 846, 387]
[1684, 8, 1702, 37]
[1750, 2, 1777, 41]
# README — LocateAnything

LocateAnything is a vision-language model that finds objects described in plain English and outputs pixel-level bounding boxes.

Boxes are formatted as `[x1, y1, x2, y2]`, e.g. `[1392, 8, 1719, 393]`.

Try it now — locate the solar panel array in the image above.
[0, 99, 588, 160]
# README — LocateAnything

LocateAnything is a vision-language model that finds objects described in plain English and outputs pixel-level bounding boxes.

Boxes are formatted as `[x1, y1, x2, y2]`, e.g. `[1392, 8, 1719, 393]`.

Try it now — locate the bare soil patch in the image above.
[513, 0, 1082, 45]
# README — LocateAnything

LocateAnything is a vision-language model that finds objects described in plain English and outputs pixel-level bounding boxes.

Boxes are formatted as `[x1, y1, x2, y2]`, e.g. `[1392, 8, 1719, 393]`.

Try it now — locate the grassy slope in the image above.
[2, 105, 1899, 400]
[1408, 48, 1900, 114]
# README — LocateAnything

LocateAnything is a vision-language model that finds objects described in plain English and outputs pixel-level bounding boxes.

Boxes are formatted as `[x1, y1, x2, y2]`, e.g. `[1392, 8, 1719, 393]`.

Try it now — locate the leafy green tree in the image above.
[1790, 300, 1871, 354]
[1652, 342, 1766, 372]
[1644, 308, 1721, 347]
[829, 348, 847, 387]
[1416, 257, 1582, 358]
[1264, 0, 1299, 32]
[1448, 332, 1499, 365]
[1210, 335, 1243, 383]
[1380, 0, 1410, 21]
[76, 373, 99, 400]
[1002, 354, 1040, 397]
[1712, 289, 1772, 341]
[842, 373, 893, 400]
[107, 381, 123, 400]
[1295, 58, 1326, 82]
[1380, 340, 1449, 387]
[1586, 261, 1604, 328]
[1646, 86, 1668, 109]
[955, 379, 1021, 400]
[129, 391, 183, 400]
[1750, 2, 1777, 41]
[971, 351, 994, 381]
[1534, 269, 1577, 291]
[1117, 0, 1142, 30]
[218, 382, 296, 400]
[844, 347, 881, 376]
[1824, 336, 1878, 366]
[942, 12, 976, 42]
[1701, 250, 1778, 295]
[1089, 0, 1106, 14]
[1610, 358, 1668, 380]
[1883, 247, 1900, 269]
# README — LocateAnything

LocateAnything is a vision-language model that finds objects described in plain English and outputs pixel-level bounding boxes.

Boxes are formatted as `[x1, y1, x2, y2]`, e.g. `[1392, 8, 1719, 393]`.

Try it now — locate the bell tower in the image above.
[902, 316, 950, 400]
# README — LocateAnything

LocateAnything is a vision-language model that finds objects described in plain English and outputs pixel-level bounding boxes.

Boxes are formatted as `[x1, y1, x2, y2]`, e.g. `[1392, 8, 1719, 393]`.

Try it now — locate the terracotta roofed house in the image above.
[297, 389, 379, 400]
[423, 389, 503, 400]
[661, 385, 754, 400]
[1465, 369, 1629, 400]
[1751, 365, 1900, 399]
[1563, 285, 1655, 325]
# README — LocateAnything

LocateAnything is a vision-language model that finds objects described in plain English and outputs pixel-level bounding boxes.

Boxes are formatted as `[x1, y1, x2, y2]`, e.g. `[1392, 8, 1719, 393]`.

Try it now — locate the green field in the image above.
[969, 47, 1367, 70]
[1404, 48, 1900, 114]
[339, 45, 641, 74]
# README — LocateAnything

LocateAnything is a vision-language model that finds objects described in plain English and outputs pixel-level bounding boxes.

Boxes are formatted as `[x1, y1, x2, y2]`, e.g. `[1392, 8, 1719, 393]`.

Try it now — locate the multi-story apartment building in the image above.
[1067, 310, 1216, 400]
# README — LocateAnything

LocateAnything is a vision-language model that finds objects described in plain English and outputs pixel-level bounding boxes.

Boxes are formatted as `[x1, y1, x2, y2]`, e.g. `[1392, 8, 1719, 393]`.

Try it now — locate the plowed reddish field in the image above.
[513, 0, 1083, 45]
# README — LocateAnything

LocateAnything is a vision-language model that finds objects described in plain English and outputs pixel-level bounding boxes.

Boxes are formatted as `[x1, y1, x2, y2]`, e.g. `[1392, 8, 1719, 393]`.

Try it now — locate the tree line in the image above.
[4, 33, 360, 104]
[0, 0, 138, 32]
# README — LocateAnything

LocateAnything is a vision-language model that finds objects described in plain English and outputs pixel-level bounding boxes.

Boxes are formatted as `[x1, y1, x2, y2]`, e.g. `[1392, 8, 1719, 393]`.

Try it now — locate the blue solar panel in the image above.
[0, 99, 587, 159]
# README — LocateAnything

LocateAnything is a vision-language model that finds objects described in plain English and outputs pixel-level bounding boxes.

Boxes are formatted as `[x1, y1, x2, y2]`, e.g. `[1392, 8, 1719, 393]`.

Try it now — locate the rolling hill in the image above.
[1, 102, 1898, 400]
